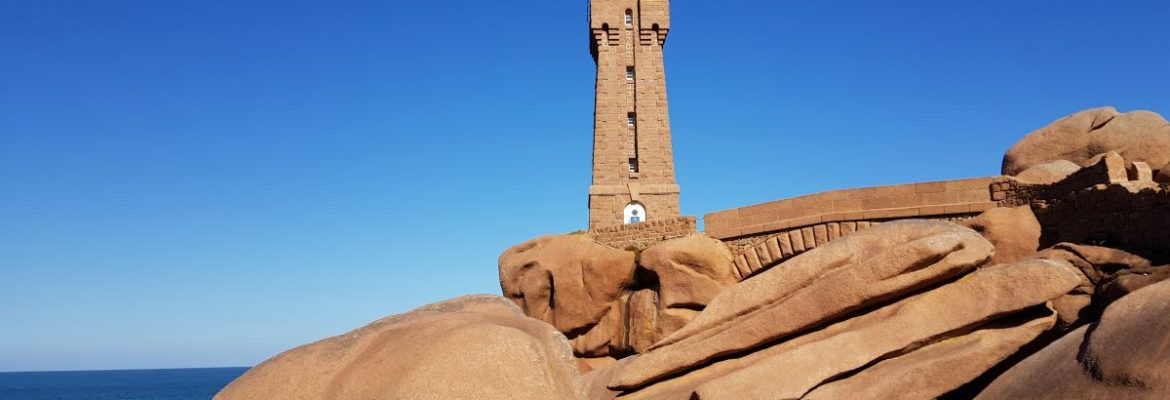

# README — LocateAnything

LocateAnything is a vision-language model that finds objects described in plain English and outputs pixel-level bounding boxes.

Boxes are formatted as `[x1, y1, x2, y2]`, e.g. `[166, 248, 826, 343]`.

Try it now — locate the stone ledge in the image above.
[590, 184, 681, 196]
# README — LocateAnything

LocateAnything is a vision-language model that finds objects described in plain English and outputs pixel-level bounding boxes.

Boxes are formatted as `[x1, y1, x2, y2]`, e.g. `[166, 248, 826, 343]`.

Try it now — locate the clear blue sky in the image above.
[1, 0, 1167, 372]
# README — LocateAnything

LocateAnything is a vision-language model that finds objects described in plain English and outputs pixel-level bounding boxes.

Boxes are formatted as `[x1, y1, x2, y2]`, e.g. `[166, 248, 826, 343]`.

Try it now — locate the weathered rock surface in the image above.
[1038, 243, 1152, 285]
[576, 356, 618, 375]
[604, 253, 1082, 400]
[976, 279, 1170, 400]
[961, 206, 1041, 266]
[583, 356, 633, 400]
[1003, 107, 1170, 176]
[1098, 264, 1170, 306]
[214, 295, 584, 400]
[1014, 159, 1082, 184]
[499, 234, 636, 356]
[1156, 161, 1170, 183]
[636, 234, 737, 346]
[803, 313, 1056, 400]
[626, 289, 661, 353]
[568, 298, 631, 357]
[1035, 243, 1164, 324]
[609, 220, 996, 391]
[639, 235, 736, 316]
[499, 233, 739, 359]
[690, 260, 1081, 400]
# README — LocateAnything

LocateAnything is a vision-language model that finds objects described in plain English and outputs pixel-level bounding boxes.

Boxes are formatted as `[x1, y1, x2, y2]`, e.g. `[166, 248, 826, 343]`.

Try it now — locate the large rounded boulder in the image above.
[214, 295, 585, 400]
[635, 234, 737, 346]
[640, 235, 736, 314]
[498, 234, 636, 357]
[498, 234, 636, 336]
[1002, 107, 1170, 176]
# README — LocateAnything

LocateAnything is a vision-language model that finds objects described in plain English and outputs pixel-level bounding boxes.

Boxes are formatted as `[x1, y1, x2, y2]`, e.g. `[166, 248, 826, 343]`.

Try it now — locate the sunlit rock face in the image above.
[498, 233, 736, 364]
[214, 295, 585, 400]
[1002, 107, 1170, 176]
[602, 221, 1087, 400]
[976, 279, 1170, 400]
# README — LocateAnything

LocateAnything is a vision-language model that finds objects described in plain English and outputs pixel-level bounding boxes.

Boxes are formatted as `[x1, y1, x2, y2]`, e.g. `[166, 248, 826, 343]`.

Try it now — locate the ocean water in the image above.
[0, 368, 248, 400]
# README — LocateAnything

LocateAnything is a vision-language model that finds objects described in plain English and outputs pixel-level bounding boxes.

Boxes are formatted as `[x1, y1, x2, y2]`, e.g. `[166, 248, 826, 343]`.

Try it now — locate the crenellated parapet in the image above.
[589, 0, 670, 60]
[637, 0, 669, 45]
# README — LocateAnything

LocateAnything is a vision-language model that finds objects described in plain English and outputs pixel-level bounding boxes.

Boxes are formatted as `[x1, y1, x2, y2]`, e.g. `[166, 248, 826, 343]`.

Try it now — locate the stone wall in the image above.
[704, 177, 1006, 240]
[590, 216, 696, 250]
[1035, 183, 1170, 262]
[1008, 153, 1170, 263]
[993, 152, 1131, 207]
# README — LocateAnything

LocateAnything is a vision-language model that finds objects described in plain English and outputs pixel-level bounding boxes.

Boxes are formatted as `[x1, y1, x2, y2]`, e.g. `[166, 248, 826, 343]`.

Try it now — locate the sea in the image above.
[0, 368, 248, 400]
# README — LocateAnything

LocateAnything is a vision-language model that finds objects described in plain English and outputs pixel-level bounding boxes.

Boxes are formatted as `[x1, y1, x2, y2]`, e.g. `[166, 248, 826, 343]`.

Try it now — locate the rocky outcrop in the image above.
[583, 356, 633, 400]
[1014, 159, 1082, 184]
[961, 206, 1041, 266]
[608, 220, 1001, 392]
[1038, 243, 1153, 285]
[640, 235, 736, 315]
[1036, 243, 1170, 326]
[541, 107, 1170, 398]
[609, 260, 1079, 400]
[636, 235, 737, 346]
[499, 234, 637, 357]
[214, 295, 584, 400]
[1098, 264, 1170, 306]
[802, 315, 1056, 400]
[976, 279, 1170, 400]
[692, 260, 1077, 400]
[1002, 107, 1170, 176]
[499, 233, 737, 360]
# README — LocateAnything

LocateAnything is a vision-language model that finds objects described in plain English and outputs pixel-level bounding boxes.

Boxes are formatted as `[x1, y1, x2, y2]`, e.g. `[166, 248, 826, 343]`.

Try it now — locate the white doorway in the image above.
[624, 202, 647, 224]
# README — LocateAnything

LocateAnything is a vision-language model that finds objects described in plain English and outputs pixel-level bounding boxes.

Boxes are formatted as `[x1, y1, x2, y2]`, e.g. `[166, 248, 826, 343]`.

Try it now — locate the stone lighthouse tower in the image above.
[588, 0, 681, 229]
